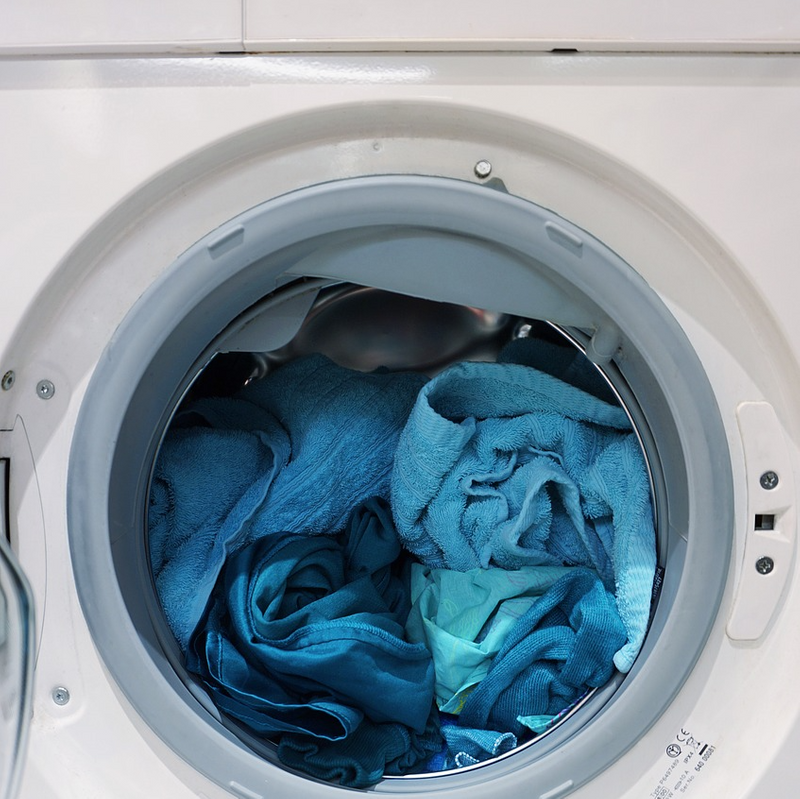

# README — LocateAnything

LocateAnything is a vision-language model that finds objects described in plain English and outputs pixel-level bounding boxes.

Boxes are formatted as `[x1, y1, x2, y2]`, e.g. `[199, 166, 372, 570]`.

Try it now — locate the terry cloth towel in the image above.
[278, 709, 442, 788]
[149, 353, 427, 650]
[186, 499, 435, 744]
[458, 569, 626, 738]
[390, 359, 656, 672]
[405, 563, 575, 714]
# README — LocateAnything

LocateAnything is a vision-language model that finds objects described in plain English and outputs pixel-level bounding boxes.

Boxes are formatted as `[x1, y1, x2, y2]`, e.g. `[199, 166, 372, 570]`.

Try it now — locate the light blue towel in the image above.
[149, 424, 289, 651]
[391, 360, 656, 672]
[149, 354, 427, 650]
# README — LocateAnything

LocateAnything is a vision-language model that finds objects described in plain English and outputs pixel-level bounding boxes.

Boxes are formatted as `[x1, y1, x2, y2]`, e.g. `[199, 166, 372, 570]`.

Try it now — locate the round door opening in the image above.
[147, 280, 659, 786]
[68, 175, 732, 797]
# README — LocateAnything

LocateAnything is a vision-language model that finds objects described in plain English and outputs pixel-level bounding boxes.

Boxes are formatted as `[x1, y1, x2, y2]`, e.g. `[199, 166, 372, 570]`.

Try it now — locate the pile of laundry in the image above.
[149, 341, 656, 788]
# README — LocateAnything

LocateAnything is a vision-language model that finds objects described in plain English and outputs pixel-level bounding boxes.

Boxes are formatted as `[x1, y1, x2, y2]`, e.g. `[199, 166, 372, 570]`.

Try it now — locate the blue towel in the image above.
[149, 354, 427, 650]
[278, 709, 442, 787]
[458, 569, 626, 737]
[425, 713, 519, 772]
[391, 360, 656, 672]
[149, 424, 289, 651]
[186, 499, 435, 742]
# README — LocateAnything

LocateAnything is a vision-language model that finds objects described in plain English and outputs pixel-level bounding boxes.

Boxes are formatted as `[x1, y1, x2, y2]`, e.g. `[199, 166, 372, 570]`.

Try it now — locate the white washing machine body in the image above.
[2, 6, 800, 799]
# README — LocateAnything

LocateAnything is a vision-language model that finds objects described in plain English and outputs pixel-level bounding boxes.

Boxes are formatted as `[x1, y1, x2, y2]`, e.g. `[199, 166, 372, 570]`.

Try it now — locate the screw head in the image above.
[52, 686, 70, 706]
[514, 323, 533, 339]
[1, 371, 14, 391]
[474, 159, 493, 179]
[760, 471, 779, 490]
[36, 379, 55, 400]
[755, 556, 775, 575]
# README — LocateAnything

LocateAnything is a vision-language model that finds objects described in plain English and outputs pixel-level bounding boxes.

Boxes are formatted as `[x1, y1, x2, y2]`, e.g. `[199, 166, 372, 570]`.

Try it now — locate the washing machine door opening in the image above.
[147, 277, 659, 779]
[67, 176, 732, 797]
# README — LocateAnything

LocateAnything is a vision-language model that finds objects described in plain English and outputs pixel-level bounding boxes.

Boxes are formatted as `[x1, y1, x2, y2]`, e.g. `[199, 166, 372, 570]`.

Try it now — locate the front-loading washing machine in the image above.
[2, 4, 800, 798]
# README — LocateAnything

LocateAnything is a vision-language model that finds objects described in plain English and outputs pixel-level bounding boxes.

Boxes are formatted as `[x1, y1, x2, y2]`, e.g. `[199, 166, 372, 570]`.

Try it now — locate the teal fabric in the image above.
[458, 569, 627, 737]
[186, 500, 435, 744]
[518, 686, 591, 734]
[517, 714, 557, 734]
[441, 723, 518, 768]
[405, 563, 575, 713]
[391, 360, 656, 672]
[278, 710, 442, 788]
[425, 713, 519, 772]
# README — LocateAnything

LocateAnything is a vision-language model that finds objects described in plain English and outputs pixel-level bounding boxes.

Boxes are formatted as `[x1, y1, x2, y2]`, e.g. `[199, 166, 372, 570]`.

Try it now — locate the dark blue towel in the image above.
[458, 569, 626, 737]
[498, 335, 617, 404]
[278, 709, 442, 787]
[186, 499, 435, 743]
[426, 713, 518, 771]
[149, 354, 427, 650]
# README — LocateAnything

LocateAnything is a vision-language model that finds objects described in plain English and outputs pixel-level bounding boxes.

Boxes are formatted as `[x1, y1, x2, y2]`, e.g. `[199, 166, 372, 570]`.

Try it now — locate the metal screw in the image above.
[755, 556, 775, 575]
[1, 371, 14, 391]
[36, 380, 55, 400]
[474, 159, 493, 179]
[52, 686, 70, 706]
[514, 323, 533, 339]
[760, 471, 779, 490]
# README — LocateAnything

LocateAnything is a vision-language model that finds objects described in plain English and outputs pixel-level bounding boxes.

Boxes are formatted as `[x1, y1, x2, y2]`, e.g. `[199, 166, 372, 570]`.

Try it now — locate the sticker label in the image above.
[649, 726, 717, 798]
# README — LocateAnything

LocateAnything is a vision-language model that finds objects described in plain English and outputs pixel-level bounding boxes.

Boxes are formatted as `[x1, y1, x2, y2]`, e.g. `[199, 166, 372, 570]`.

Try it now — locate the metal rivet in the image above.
[1, 371, 14, 391]
[759, 471, 779, 490]
[36, 380, 55, 400]
[474, 159, 492, 179]
[756, 556, 775, 575]
[52, 686, 70, 705]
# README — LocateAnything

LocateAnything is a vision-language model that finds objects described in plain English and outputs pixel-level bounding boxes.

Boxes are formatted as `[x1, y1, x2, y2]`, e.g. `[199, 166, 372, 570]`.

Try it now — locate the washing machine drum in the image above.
[66, 176, 731, 797]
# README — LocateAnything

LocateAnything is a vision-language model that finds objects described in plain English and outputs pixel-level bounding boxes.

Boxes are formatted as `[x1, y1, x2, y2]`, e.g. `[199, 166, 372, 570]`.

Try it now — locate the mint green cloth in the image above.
[405, 563, 576, 714]
[517, 714, 557, 733]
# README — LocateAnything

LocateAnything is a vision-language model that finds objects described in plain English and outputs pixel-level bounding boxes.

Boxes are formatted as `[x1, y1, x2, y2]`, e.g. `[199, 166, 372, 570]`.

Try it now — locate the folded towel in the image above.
[405, 563, 576, 713]
[150, 354, 427, 650]
[278, 708, 442, 787]
[458, 569, 626, 737]
[186, 499, 435, 742]
[391, 360, 656, 671]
